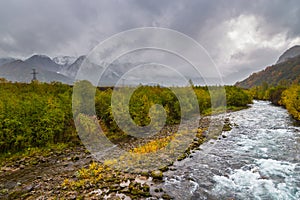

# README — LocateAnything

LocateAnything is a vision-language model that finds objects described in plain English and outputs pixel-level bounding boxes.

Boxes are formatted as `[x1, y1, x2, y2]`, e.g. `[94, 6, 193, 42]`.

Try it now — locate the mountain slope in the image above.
[59, 55, 86, 78]
[276, 45, 300, 64]
[0, 57, 16, 66]
[59, 56, 118, 84]
[236, 54, 300, 88]
[25, 55, 62, 72]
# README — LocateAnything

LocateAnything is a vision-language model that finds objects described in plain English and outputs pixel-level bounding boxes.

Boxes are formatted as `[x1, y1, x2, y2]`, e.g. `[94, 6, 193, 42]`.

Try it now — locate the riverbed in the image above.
[160, 100, 300, 200]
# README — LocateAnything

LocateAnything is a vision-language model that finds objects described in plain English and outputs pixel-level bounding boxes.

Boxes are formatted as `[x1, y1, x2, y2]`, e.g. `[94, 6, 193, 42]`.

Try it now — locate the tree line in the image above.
[249, 81, 300, 120]
[0, 79, 252, 154]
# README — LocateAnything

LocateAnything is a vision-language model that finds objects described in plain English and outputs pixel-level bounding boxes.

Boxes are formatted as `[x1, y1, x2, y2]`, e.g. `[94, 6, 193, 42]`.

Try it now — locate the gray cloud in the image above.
[0, 0, 299, 84]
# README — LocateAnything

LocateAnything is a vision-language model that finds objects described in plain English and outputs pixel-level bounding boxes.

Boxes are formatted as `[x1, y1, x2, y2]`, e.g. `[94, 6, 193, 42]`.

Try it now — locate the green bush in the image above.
[0, 80, 252, 154]
[0, 81, 76, 153]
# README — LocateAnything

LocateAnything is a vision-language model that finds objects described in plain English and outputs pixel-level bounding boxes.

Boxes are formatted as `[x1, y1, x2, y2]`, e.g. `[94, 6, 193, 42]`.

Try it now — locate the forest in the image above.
[0, 79, 252, 155]
[250, 81, 300, 120]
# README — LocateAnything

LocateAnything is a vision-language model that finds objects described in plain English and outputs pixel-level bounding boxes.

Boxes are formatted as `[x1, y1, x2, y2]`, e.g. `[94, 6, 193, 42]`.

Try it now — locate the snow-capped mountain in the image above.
[59, 55, 86, 78]
[0, 59, 73, 84]
[0, 54, 202, 86]
[0, 54, 75, 83]
[53, 56, 77, 67]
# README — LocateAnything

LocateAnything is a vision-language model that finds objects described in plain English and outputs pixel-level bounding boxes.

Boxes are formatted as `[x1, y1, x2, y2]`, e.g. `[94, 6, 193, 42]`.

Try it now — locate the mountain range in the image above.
[0, 54, 157, 85]
[0, 55, 79, 84]
[236, 45, 300, 88]
[2, 45, 300, 86]
[0, 54, 209, 86]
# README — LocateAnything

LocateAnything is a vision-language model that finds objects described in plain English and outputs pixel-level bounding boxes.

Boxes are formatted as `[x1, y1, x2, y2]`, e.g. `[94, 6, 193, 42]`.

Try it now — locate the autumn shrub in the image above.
[280, 85, 300, 120]
[0, 80, 251, 154]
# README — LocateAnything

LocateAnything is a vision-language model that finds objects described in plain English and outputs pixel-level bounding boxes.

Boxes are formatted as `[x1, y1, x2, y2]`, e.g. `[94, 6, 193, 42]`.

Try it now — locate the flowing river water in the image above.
[159, 100, 300, 199]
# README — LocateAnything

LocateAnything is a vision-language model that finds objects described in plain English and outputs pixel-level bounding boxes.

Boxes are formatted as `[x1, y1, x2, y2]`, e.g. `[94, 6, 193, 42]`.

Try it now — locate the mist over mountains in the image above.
[0, 54, 172, 85]
[0, 54, 217, 86]
[2, 45, 299, 87]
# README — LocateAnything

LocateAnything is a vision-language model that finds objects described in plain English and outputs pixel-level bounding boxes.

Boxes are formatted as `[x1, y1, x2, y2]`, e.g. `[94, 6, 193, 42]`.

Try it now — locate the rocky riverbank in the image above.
[0, 116, 233, 200]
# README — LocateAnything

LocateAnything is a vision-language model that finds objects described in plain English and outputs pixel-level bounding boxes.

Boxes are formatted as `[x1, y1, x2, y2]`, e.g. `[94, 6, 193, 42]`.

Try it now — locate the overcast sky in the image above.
[0, 0, 299, 84]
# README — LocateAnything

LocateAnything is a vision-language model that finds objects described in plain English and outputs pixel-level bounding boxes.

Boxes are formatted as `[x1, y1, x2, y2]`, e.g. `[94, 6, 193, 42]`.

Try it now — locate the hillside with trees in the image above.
[236, 53, 300, 88]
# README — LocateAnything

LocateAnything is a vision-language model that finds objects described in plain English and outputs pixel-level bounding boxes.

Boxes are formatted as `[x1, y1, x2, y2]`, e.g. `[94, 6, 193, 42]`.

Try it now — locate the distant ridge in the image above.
[276, 45, 300, 64]
[0, 59, 73, 84]
[0, 54, 79, 84]
[236, 52, 300, 88]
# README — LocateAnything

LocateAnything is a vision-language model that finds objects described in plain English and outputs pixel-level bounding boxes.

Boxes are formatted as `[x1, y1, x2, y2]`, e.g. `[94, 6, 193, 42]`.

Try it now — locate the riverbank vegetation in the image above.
[0, 79, 252, 157]
[249, 81, 300, 120]
[0, 79, 252, 199]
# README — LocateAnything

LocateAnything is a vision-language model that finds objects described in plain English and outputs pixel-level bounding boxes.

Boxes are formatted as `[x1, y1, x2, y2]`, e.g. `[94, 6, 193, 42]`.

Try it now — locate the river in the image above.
[159, 100, 300, 199]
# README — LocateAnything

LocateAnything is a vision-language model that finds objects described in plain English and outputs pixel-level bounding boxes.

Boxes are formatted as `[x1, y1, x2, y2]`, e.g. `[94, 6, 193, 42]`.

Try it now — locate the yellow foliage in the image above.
[281, 85, 300, 120]
[131, 135, 175, 154]
[61, 178, 70, 187]
[62, 162, 110, 189]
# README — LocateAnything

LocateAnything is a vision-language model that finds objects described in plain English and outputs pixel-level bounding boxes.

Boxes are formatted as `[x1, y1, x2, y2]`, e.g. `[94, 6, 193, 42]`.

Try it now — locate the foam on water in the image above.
[213, 159, 299, 200]
[159, 101, 300, 199]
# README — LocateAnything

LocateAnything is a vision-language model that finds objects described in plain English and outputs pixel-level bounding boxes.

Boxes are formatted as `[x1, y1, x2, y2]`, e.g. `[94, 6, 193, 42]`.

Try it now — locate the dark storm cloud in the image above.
[0, 1, 84, 56]
[254, 0, 300, 38]
[0, 0, 299, 83]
